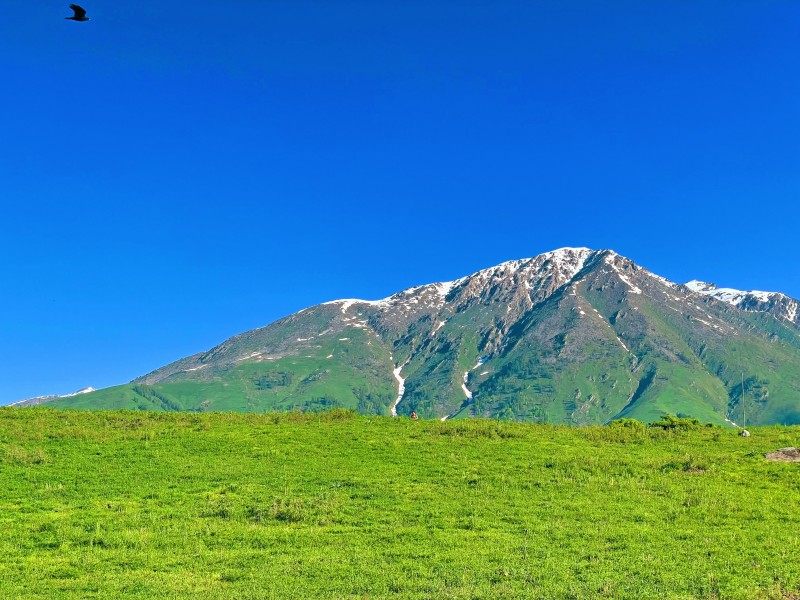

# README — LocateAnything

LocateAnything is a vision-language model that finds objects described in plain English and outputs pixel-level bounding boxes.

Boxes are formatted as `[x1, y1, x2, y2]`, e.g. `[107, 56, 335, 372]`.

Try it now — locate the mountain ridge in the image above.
[17, 248, 800, 425]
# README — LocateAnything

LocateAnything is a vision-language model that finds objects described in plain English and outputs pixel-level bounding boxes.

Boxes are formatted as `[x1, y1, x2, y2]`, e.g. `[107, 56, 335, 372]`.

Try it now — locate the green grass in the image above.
[1, 408, 800, 598]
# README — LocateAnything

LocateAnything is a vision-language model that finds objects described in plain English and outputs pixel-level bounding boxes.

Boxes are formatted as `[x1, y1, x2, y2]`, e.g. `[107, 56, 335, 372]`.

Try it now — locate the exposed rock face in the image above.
[685, 281, 799, 324]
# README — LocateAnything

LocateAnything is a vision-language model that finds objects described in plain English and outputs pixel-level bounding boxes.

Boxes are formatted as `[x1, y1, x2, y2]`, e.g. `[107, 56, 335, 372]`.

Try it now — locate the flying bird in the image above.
[65, 4, 90, 21]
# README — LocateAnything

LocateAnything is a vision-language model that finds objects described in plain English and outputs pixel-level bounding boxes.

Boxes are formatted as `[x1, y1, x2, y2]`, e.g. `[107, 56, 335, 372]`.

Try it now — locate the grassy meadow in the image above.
[1, 408, 799, 599]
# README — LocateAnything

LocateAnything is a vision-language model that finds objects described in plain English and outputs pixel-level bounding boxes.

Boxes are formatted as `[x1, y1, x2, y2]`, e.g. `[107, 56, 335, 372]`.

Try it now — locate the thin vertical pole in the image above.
[742, 372, 746, 429]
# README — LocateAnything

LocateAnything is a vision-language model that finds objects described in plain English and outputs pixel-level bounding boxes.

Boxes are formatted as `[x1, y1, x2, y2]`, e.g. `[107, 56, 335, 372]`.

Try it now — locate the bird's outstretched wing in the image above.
[69, 4, 87, 19]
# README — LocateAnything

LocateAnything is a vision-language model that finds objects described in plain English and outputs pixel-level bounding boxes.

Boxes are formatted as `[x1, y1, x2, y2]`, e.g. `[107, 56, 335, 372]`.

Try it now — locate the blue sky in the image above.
[1, 1, 798, 403]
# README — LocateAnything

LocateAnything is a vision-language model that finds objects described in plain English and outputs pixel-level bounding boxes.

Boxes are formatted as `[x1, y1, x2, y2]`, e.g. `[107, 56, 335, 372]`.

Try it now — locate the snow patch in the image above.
[324, 298, 391, 314]
[685, 280, 716, 293]
[435, 281, 455, 297]
[391, 359, 411, 417]
[62, 387, 95, 397]
[460, 359, 486, 401]
[686, 281, 784, 308]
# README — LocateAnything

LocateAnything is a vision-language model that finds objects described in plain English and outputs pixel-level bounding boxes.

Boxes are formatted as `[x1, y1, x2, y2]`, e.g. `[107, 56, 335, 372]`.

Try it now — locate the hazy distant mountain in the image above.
[32, 249, 800, 425]
[10, 387, 96, 408]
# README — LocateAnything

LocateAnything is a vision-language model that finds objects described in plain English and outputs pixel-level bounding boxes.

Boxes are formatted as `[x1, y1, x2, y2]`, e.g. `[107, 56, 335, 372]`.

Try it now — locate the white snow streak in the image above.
[693, 317, 715, 328]
[614, 270, 642, 294]
[585, 302, 630, 352]
[440, 359, 488, 421]
[460, 359, 485, 400]
[325, 298, 391, 314]
[62, 387, 95, 397]
[390, 358, 411, 417]
[645, 271, 678, 288]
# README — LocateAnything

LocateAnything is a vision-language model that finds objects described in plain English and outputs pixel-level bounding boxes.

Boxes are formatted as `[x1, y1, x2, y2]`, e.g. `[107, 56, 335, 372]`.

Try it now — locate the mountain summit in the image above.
[35, 248, 800, 425]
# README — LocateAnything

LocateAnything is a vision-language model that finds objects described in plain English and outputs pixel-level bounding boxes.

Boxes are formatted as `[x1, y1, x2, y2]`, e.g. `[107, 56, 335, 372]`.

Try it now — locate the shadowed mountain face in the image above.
[42, 248, 800, 425]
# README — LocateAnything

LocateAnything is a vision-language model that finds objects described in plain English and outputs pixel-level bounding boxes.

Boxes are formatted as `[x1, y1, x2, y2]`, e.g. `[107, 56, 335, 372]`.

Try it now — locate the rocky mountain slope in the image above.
[38, 249, 800, 425]
[685, 280, 799, 323]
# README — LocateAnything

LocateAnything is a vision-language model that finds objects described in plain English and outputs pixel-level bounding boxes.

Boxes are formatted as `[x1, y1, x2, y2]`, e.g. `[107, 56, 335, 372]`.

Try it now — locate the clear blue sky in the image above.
[2, 1, 798, 403]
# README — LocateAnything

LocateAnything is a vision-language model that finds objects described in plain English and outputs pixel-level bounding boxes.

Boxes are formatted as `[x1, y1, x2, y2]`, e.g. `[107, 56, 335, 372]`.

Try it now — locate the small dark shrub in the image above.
[648, 415, 701, 430]
[608, 418, 646, 431]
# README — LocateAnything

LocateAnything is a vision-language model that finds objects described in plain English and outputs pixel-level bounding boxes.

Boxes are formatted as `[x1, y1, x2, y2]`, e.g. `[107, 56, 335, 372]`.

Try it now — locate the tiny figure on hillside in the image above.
[411, 411, 418, 420]
[741, 429, 750, 437]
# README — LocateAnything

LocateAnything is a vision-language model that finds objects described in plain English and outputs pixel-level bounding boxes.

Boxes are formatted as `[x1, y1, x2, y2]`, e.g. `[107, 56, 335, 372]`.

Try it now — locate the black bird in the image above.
[65, 4, 90, 21]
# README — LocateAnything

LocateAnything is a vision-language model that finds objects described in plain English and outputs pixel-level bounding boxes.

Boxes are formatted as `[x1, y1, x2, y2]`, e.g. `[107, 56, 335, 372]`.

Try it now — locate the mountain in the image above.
[685, 280, 799, 323]
[10, 387, 96, 408]
[30, 249, 800, 425]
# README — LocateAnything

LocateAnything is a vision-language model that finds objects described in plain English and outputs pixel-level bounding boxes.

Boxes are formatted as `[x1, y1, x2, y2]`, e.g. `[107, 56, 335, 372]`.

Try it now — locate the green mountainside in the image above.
[35, 248, 800, 425]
